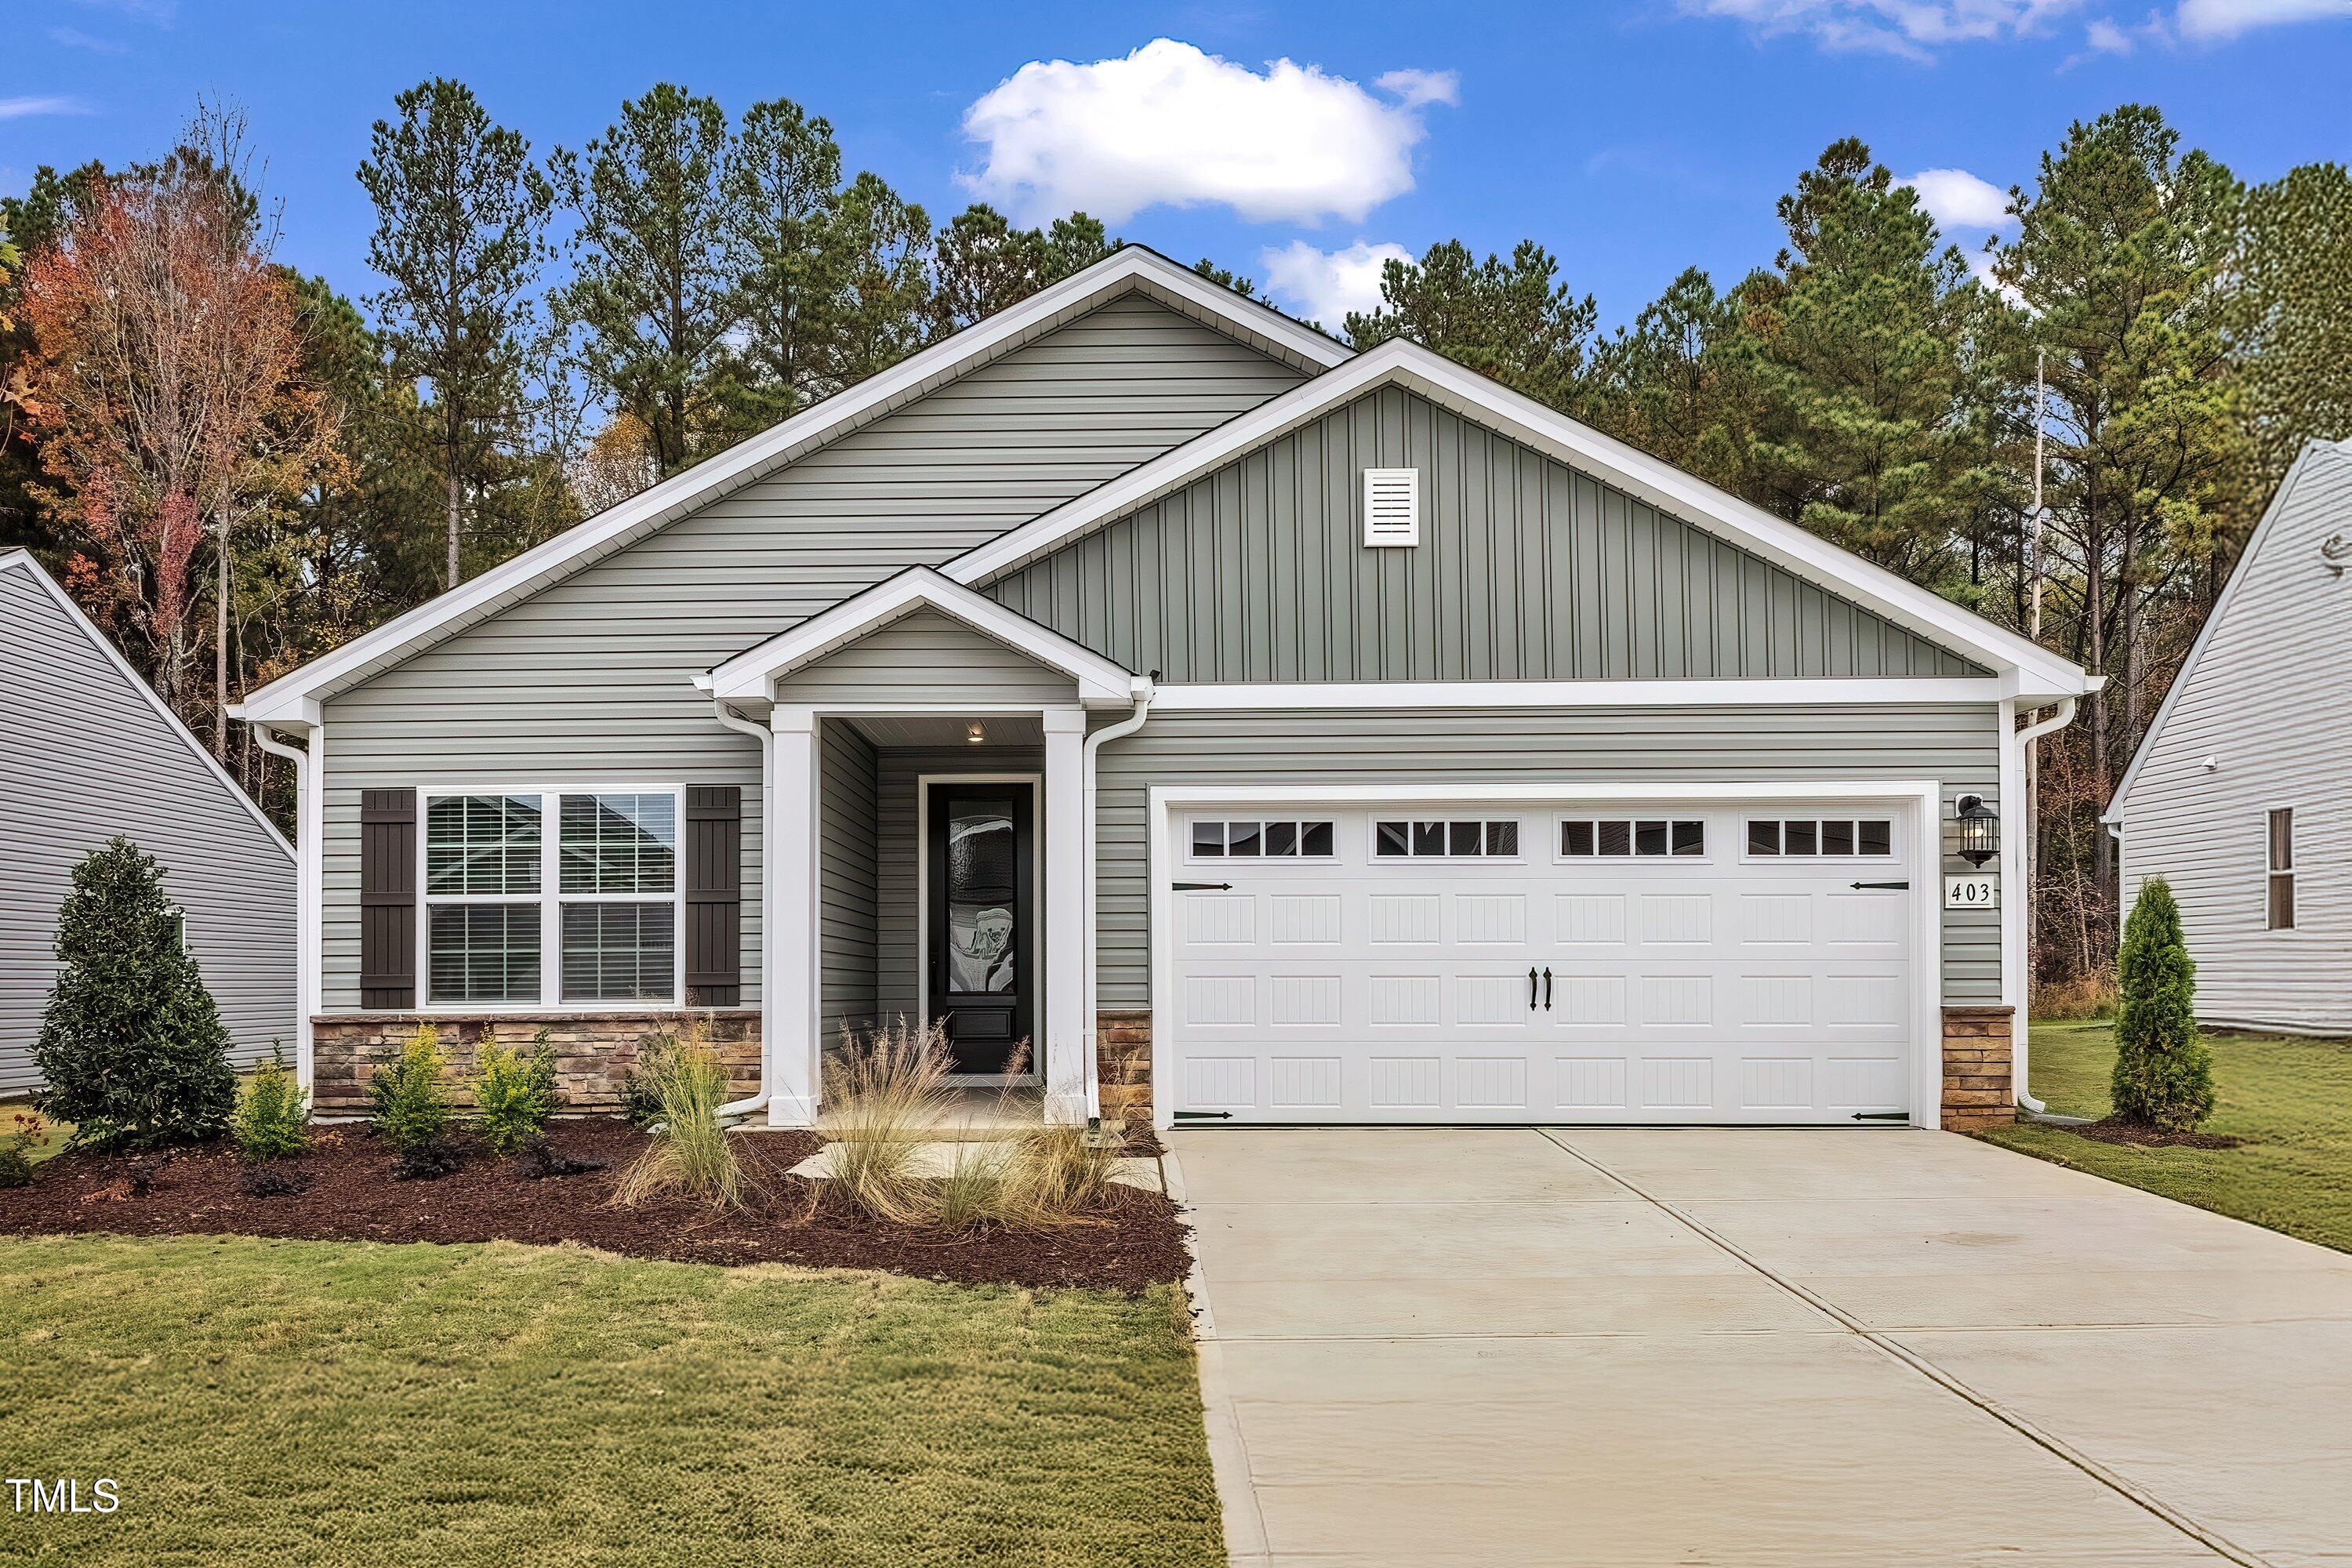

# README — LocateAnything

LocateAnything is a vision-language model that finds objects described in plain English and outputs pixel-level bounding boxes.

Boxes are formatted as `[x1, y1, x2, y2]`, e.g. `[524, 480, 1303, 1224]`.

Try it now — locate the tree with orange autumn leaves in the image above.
[18, 106, 343, 755]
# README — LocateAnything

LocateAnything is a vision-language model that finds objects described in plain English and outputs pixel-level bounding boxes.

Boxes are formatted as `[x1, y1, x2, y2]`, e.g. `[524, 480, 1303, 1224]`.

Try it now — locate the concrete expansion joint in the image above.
[1531, 1129, 2278, 1568]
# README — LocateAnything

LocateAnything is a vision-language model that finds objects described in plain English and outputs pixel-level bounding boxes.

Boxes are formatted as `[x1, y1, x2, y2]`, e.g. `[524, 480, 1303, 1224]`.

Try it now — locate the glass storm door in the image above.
[926, 782, 1034, 1076]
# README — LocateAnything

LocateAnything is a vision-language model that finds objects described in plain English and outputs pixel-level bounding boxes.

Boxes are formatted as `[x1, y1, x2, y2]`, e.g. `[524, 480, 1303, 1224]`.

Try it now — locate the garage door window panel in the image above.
[1375, 819, 1522, 859]
[1189, 819, 1337, 862]
[1559, 818, 1704, 859]
[1744, 818, 1895, 862]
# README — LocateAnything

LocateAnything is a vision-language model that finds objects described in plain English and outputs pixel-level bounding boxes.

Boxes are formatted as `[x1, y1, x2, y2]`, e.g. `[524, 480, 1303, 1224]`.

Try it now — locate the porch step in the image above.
[788, 1142, 1163, 1193]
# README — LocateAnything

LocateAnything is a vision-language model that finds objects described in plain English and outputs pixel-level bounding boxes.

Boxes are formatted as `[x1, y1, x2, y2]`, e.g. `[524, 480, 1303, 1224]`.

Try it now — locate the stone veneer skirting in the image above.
[1096, 1011, 1152, 1123]
[310, 1012, 761, 1116]
[1940, 1005, 2016, 1131]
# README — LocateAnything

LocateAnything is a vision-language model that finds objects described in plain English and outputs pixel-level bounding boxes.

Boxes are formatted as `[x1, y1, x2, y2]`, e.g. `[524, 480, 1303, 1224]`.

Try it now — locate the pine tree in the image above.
[1345, 239, 1597, 414]
[1587, 265, 1755, 495]
[34, 838, 237, 1151]
[724, 96, 844, 421]
[2237, 162, 2352, 481]
[2111, 878, 2214, 1131]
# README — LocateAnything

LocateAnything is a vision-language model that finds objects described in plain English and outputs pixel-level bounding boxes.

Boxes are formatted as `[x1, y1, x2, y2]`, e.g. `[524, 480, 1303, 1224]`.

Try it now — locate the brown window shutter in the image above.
[685, 786, 742, 1007]
[359, 788, 417, 1010]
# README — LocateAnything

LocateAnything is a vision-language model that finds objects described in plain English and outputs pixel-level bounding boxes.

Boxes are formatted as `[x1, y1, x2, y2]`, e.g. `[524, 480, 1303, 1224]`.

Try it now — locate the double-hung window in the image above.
[423, 789, 681, 1006]
[2267, 807, 2296, 931]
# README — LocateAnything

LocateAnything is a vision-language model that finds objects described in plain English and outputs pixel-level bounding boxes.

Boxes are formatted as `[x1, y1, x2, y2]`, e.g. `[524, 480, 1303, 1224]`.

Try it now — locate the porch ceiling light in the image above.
[967, 721, 985, 745]
[1955, 793, 1998, 867]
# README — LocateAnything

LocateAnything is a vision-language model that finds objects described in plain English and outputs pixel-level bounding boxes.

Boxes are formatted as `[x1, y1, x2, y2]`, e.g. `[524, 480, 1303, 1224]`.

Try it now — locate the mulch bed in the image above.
[2060, 1116, 2245, 1151]
[0, 1120, 1191, 1294]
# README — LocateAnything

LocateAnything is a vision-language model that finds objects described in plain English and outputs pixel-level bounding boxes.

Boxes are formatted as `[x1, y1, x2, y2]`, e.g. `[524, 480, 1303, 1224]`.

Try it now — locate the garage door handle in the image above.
[1529, 967, 1539, 1009]
[1851, 880, 1910, 891]
[1174, 881, 1232, 891]
[1543, 967, 1553, 1011]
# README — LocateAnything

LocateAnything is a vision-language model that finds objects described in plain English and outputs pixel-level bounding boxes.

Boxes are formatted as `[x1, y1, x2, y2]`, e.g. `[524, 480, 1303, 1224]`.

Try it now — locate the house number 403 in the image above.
[1944, 874, 1999, 909]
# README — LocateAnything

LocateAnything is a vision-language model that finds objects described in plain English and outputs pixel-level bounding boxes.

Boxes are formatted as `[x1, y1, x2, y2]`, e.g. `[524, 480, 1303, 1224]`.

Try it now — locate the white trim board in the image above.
[946, 343, 2092, 702]
[236, 249, 1343, 723]
[1145, 779, 1947, 1133]
[2, 549, 293, 859]
[706, 565, 1139, 703]
[1145, 678, 2005, 710]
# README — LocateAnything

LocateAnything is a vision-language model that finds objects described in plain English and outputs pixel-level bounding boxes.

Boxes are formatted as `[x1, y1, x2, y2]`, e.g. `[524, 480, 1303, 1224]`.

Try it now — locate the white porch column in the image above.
[768, 706, 822, 1127]
[1042, 707, 1088, 1123]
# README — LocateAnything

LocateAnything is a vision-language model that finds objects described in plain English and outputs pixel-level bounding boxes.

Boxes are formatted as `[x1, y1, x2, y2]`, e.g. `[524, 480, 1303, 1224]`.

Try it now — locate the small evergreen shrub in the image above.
[2111, 878, 2216, 1132]
[233, 1046, 310, 1161]
[617, 1037, 674, 1130]
[368, 1022, 459, 1177]
[235, 1163, 313, 1199]
[33, 838, 238, 1151]
[0, 1113, 49, 1189]
[473, 1026, 563, 1156]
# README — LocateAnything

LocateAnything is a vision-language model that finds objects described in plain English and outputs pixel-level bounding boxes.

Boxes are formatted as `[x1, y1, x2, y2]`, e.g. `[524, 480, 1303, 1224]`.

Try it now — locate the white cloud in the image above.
[48, 25, 126, 52]
[2176, 0, 2352, 37]
[960, 38, 1454, 225]
[1904, 168, 2015, 229]
[2082, 15, 2138, 47]
[1260, 240, 1414, 325]
[1675, 0, 2088, 56]
[0, 96, 90, 120]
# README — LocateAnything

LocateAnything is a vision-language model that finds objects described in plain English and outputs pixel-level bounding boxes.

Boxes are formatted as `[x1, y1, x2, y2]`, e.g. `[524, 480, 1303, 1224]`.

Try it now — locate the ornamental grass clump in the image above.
[611, 1025, 743, 1209]
[472, 1026, 563, 1156]
[232, 1046, 309, 1161]
[2111, 877, 2216, 1132]
[821, 1018, 955, 1225]
[1007, 1123, 1119, 1218]
[34, 838, 237, 1152]
[369, 1023, 460, 1178]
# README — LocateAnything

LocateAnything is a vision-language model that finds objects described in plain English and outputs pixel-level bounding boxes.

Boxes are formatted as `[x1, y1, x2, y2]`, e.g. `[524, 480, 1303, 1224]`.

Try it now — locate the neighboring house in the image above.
[0, 549, 298, 1094]
[2107, 438, 2352, 1034]
[233, 248, 2092, 1133]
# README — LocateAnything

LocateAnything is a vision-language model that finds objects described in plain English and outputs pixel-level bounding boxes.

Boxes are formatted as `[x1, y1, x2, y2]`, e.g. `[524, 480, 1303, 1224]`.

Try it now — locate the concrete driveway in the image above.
[1171, 1128, 2352, 1568]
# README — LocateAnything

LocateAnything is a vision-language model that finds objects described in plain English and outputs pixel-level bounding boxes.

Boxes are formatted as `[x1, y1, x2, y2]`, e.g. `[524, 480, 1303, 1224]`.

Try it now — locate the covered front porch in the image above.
[703, 568, 1148, 1129]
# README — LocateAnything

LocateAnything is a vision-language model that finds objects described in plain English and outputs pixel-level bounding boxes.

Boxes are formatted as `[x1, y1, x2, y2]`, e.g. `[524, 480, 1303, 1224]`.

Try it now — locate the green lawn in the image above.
[1984, 1019, 2352, 1253]
[0, 1234, 1222, 1567]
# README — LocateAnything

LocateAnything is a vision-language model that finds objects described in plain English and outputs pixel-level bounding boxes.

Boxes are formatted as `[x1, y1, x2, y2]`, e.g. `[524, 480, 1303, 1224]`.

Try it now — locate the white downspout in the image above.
[710, 695, 775, 1121]
[2012, 695, 2079, 1114]
[247, 721, 314, 1096]
[1080, 677, 1155, 1120]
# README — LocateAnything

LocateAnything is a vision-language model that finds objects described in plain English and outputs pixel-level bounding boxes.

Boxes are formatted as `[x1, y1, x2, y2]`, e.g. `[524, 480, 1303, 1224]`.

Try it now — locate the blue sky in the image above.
[6, 0, 2350, 331]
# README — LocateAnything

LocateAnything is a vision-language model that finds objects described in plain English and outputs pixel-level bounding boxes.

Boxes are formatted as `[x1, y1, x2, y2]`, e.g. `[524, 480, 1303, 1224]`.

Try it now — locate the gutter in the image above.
[2012, 695, 2080, 1115]
[245, 719, 315, 1095]
[1080, 677, 1156, 1120]
[707, 695, 775, 1122]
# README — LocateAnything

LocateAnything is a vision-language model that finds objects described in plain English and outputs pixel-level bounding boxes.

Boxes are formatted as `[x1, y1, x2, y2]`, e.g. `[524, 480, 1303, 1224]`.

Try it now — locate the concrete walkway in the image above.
[1171, 1127, 2352, 1567]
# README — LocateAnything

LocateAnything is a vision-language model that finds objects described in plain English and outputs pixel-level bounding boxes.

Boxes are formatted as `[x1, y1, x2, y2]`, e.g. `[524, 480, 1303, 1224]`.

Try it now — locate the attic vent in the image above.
[1363, 467, 1421, 547]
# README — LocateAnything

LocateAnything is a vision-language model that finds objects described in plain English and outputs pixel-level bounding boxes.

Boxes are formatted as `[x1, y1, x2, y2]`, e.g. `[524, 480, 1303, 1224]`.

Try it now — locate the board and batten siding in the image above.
[318, 296, 1304, 1010]
[985, 384, 1987, 683]
[2114, 441, 2352, 1032]
[1089, 705, 2004, 1009]
[775, 608, 1081, 707]
[1, 557, 296, 1091]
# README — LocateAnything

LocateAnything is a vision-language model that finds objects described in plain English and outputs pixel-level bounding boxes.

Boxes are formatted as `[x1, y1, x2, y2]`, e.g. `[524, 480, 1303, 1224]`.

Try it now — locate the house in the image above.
[2107, 438, 2352, 1034]
[231, 247, 2092, 1132]
[1, 549, 297, 1093]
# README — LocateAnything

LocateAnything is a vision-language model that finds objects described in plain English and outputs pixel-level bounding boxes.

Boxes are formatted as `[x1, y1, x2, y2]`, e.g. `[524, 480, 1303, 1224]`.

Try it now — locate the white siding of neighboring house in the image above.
[0, 554, 298, 1091]
[2113, 441, 2352, 1033]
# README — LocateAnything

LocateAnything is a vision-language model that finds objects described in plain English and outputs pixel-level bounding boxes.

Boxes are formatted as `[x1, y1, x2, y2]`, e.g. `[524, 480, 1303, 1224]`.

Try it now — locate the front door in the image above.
[926, 781, 1035, 1076]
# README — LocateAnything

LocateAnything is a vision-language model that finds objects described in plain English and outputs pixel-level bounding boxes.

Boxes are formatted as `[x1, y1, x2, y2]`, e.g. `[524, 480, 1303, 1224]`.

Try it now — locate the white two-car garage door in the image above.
[1166, 801, 1921, 1125]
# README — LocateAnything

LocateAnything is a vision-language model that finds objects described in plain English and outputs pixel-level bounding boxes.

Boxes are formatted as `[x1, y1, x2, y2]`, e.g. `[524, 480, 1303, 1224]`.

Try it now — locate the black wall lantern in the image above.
[1955, 793, 2000, 867]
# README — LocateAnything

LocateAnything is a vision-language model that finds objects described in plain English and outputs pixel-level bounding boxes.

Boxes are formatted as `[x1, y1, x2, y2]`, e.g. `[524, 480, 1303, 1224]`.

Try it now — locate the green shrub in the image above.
[32, 838, 238, 1151]
[473, 1026, 563, 1156]
[233, 1047, 309, 1161]
[2111, 878, 2216, 1131]
[0, 1113, 50, 1189]
[617, 1034, 675, 1129]
[612, 1026, 742, 1208]
[368, 1023, 459, 1176]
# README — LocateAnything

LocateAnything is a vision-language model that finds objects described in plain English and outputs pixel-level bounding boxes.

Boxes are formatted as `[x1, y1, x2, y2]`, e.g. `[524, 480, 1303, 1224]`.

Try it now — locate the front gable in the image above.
[982, 383, 1988, 683]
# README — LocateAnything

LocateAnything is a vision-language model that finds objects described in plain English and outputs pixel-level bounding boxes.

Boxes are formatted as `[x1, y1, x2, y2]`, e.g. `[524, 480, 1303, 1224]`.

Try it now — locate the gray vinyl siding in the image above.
[2114, 441, 2352, 1032]
[775, 608, 1083, 706]
[873, 745, 1044, 1025]
[1091, 705, 2003, 1007]
[318, 296, 1302, 1010]
[987, 385, 1987, 681]
[819, 720, 879, 1042]
[0, 559, 296, 1090]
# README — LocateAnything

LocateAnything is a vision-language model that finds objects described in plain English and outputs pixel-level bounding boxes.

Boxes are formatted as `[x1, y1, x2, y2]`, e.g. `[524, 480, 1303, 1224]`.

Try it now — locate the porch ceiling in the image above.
[844, 713, 1046, 749]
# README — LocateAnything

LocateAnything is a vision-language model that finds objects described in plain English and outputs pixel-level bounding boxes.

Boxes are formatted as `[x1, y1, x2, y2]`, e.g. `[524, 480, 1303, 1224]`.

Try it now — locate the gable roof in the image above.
[2106, 438, 2351, 820]
[1, 550, 293, 857]
[233, 247, 1347, 728]
[703, 566, 1141, 704]
[946, 339, 2092, 701]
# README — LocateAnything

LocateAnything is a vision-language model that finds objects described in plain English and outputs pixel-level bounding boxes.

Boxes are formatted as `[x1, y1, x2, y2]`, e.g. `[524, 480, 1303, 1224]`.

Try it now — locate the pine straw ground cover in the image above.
[0, 1232, 1224, 1567]
[1982, 1018, 2352, 1253]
